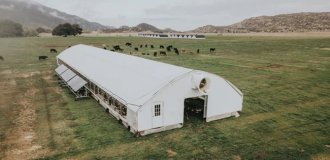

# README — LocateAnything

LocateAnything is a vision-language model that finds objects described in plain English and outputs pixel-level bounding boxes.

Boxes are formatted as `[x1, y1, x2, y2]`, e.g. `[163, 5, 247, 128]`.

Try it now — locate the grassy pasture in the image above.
[0, 35, 329, 159]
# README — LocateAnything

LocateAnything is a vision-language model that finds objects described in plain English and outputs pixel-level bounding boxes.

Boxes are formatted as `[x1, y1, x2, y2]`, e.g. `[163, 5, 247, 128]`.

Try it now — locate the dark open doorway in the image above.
[184, 95, 207, 124]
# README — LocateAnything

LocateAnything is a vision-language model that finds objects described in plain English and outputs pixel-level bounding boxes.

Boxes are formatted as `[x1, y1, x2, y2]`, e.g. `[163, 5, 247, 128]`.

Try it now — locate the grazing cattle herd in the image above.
[101, 42, 216, 57]
[36, 40, 216, 61]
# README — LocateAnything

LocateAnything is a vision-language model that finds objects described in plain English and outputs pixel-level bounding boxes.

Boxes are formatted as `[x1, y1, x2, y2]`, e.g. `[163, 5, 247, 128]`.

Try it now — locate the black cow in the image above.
[168, 45, 173, 49]
[0, 56, 4, 61]
[197, 49, 200, 53]
[103, 47, 107, 50]
[160, 51, 167, 56]
[38, 56, 48, 60]
[153, 52, 157, 57]
[113, 45, 121, 51]
[140, 44, 143, 48]
[166, 46, 172, 52]
[50, 49, 57, 53]
[134, 47, 139, 51]
[151, 45, 154, 48]
[126, 43, 132, 47]
[145, 44, 148, 48]
[160, 45, 164, 49]
[210, 48, 216, 52]
[174, 48, 179, 55]
[68, 46, 71, 48]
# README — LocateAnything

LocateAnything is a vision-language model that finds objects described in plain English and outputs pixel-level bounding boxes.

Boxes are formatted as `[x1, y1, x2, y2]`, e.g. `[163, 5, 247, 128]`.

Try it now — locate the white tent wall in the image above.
[136, 72, 201, 134]
[204, 73, 243, 122]
[136, 71, 243, 135]
[126, 106, 138, 132]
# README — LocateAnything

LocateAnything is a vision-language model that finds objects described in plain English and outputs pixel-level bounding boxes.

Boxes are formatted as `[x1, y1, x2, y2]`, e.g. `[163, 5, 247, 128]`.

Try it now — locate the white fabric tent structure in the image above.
[56, 44, 243, 136]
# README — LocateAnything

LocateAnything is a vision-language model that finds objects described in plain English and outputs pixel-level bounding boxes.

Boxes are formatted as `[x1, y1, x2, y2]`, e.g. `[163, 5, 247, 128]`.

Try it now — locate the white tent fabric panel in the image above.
[55, 64, 68, 75]
[67, 75, 87, 92]
[60, 69, 76, 82]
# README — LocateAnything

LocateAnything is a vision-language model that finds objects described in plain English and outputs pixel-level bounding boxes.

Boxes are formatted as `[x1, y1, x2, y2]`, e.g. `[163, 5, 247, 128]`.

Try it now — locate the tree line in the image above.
[0, 19, 83, 37]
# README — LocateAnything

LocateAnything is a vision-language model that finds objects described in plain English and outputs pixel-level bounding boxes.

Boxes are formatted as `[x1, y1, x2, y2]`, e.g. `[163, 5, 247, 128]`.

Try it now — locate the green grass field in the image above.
[0, 35, 329, 159]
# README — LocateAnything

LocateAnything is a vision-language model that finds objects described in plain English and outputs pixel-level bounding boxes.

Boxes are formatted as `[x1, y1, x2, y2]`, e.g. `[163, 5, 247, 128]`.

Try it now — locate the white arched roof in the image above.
[57, 44, 193, 107]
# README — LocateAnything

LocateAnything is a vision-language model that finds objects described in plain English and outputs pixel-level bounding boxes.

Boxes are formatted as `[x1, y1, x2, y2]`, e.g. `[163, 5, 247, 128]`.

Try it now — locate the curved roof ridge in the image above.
[57, 44, 193, 106]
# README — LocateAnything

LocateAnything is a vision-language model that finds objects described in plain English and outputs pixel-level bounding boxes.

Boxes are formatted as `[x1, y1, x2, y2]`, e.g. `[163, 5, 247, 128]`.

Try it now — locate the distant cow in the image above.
[174, 48, 179, 55]
[140, 44, 143, 48]
[134, 47, 139, 51]
[126, 42, 132, 47]
[151, 45, 154, 48]
[38, 56, 48, 60]
[197, 49, 200, 53]
[113, 45, 122, 51]
[110, 49, 115, 52]
[153, 52, 157, 57]
[160, 51, 167, 56]
[103, 47, 107, 50]
[210, 48, 216, 52]
[167, 45, 173, 49]
[166, 46, 172, 52]
[142, 53, 146, 55]
[160, 45, 164, 49]
[145, 44, 148, 48]
[0, 56, 4, 61]
[50, 49, 57, 53]
[67, 46, 71, 48]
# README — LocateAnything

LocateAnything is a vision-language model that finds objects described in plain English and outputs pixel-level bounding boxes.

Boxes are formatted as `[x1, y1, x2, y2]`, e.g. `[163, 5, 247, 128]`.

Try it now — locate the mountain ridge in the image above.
[0, 0, 110, 31]
[191, 12, 330, 33]
[102, 23, 178, 33]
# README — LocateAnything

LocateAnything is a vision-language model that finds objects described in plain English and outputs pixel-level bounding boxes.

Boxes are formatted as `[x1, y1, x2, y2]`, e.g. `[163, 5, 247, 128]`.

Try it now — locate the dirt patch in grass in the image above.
[2, 83, 49, 160]
[316, 48, 330, 51]
[167, 149, 177, 157]
[17, 71, 41, 78]
[0, 69, 12, 75]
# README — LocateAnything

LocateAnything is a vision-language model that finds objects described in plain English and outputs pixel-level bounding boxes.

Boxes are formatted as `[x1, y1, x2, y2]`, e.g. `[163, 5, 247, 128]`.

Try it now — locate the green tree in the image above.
[52, 23, 82, 36]
[72, 24, 83, 35]
[0, 20, 23, 37]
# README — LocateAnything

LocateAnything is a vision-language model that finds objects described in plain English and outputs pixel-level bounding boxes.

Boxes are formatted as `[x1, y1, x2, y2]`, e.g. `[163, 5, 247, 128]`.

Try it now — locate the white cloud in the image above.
[32, 0, 330, 31]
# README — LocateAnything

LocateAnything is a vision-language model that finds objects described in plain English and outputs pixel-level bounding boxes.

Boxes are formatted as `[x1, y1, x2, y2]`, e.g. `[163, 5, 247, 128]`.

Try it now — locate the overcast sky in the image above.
[32, 0, 330, 31]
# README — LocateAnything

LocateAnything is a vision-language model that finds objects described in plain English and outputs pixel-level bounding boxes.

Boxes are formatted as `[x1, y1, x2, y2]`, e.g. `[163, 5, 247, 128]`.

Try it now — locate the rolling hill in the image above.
[102, 23, 177, 33]
[192, 12, 330, 33]
[0, 0, 109, 31]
